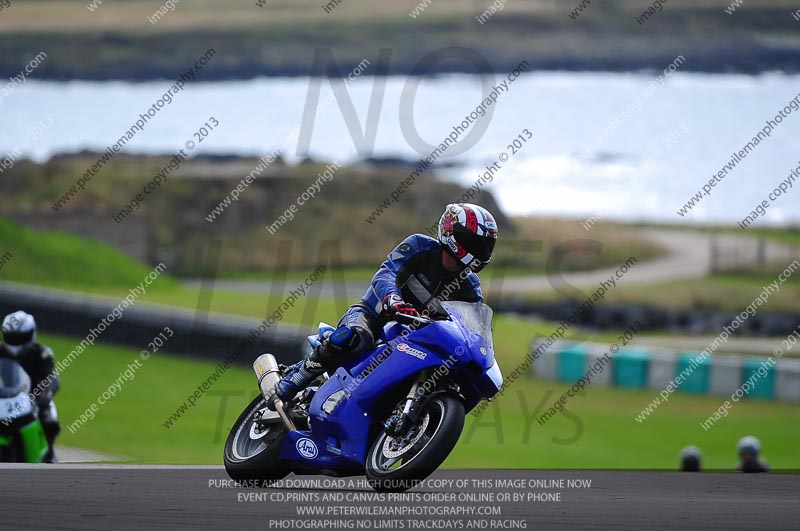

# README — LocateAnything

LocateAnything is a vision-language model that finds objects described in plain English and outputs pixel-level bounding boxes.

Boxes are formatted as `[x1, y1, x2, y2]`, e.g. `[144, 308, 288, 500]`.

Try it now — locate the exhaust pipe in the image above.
[253, 354, 296, 432]
[253, 354, 282, 398]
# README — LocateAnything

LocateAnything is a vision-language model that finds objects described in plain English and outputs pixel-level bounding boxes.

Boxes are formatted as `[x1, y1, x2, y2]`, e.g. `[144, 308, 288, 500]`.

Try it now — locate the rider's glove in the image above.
[381, 294, 420, 319]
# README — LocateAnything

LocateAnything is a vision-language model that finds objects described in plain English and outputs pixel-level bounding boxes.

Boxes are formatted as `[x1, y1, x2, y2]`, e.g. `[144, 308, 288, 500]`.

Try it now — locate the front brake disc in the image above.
[382, 412, 430, 459]
[249, 408, 281, 439]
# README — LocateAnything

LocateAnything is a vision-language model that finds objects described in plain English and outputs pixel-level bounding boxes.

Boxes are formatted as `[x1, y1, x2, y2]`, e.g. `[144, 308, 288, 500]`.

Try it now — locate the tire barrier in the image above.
[0, 282, 305, 366]
[532, 339, 800, 403]
[488, 298, 800, 338]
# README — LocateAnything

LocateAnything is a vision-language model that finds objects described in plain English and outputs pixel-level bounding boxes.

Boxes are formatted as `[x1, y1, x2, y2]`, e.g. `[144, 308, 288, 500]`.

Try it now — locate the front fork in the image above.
[384, 370, 432, 436]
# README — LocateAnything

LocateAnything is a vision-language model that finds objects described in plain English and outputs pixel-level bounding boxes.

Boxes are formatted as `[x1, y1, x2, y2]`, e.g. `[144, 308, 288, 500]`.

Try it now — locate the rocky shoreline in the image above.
[2, 7, 800, 81]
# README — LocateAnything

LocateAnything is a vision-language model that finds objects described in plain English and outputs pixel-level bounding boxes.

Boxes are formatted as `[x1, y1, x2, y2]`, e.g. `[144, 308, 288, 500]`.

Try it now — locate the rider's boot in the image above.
[274, 349, 327, 402]
[42, 444, 57, 464]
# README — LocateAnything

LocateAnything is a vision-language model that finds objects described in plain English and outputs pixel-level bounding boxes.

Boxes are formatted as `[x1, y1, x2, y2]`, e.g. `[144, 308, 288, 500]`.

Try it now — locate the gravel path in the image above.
[184, 229, 799, 297]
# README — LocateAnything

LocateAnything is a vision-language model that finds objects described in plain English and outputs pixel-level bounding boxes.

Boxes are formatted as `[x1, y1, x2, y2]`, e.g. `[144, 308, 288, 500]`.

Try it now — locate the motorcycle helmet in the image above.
[437, 203, 498, 272]
[2, 311, 36, 355]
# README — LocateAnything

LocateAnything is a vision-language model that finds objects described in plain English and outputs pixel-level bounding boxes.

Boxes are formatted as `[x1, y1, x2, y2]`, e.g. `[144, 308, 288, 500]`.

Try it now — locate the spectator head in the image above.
[680, 445, 702, 472]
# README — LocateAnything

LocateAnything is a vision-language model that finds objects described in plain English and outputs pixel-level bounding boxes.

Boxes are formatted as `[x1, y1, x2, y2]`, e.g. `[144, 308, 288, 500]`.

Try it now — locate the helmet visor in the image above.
[2, 329, 33, 347]
[454, 226, 496, 263]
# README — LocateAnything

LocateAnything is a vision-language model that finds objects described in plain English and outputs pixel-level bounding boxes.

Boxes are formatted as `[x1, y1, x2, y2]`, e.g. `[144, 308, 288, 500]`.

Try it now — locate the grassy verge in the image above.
[521, 268, 800, 313]
[0, 219, 180, 291]
[611, 270, 800, 313]
[44, 333, 256, 464]
[740, 227, 800, 249]
[450, 375, 800, 470]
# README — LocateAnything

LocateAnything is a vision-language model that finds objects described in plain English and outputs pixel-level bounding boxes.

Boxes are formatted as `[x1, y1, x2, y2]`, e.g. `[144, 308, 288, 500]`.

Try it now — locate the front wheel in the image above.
[366, 394, 464, 493]
[223, 395, 289, 481]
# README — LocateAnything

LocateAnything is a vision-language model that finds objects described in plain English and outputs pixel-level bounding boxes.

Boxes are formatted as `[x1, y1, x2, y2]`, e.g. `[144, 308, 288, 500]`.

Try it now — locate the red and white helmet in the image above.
[437, 203, 498, 271]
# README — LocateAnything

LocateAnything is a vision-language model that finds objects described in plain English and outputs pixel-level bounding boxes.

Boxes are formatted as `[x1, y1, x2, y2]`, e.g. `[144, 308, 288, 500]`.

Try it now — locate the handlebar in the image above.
[394, 312, 441, 327]
[393, 312, 433, 327]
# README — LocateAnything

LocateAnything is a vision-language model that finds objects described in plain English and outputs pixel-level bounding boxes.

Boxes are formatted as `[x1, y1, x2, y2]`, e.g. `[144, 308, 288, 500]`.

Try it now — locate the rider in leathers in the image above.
[273, 203, 498, 403]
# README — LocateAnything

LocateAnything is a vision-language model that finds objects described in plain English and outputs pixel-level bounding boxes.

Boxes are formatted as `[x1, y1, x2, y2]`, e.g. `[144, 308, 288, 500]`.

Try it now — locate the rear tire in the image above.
[366, 395, 464, 493]
[223, 395, 289, 482]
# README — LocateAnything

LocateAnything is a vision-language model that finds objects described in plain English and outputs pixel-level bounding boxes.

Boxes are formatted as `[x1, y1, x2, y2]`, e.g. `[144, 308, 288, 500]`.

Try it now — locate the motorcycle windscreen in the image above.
[441, 302, 502, 396]
[442, 301, 494, 351]
[0, 359, 34, 420]
[0, 359, 30, 398]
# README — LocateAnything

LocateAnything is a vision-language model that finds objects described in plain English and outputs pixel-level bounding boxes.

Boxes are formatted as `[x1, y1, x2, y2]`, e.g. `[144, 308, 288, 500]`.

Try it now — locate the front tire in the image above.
[0, 441, 15, 462]
[223, 395, 289, 482]
[366, 395, 464, 493]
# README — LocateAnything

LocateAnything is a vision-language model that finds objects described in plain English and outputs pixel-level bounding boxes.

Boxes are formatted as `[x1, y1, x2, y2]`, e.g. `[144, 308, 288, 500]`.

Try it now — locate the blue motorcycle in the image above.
[223, 301, 503, 492]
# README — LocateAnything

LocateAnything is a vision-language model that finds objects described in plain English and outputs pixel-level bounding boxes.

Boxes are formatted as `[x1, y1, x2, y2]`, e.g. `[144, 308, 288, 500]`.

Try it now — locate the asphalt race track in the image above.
[1, 466, 797, 530]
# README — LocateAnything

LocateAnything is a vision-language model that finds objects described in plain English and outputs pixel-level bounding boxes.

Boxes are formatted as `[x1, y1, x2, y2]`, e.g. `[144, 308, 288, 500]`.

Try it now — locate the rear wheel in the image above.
[223, 395, 289, 482]
[366, 395, 464, 493]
